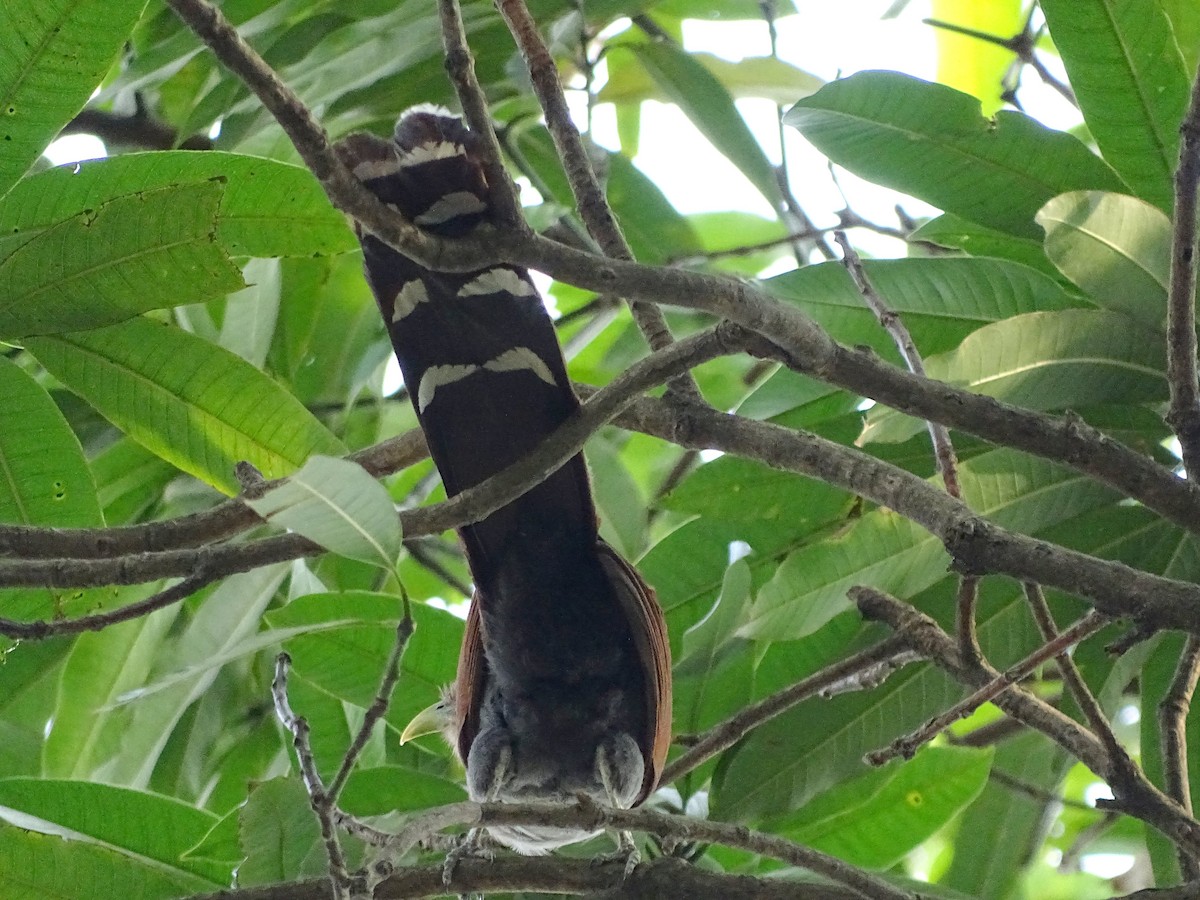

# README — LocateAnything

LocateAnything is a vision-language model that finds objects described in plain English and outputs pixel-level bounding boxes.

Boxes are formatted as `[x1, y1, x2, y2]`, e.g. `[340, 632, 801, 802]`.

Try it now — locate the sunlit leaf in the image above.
[786, 71, 1123, 237]
[0, 0, 148, 197]
[1040, 0, 1191, 210]
[1037, 190, 1171, 327]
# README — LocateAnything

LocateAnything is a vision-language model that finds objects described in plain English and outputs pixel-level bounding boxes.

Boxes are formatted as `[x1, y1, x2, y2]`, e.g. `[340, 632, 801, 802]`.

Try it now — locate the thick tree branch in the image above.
[185, 856, 875, 900]
[10, 362, 1200, 639]
[374, 798, 915, 900]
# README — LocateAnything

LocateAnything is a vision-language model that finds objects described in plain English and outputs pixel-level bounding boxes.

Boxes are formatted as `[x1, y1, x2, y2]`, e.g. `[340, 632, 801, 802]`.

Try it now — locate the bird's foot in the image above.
[591, 829, 640, 879]
[442, 827, 493, 890]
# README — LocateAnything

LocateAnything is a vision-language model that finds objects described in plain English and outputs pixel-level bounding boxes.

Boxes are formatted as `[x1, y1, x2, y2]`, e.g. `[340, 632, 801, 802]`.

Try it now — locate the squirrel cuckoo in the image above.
[334, 107, 671, 854]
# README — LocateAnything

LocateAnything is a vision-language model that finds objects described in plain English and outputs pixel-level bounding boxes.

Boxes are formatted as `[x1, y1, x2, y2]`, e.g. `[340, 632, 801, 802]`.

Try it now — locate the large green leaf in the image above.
[26, 317, 346, 494]
[42, 605, 177, 780]
[762, 257, 1087, 361]
[777, 745, 993, 869]
[863, 309, 1166, 444]
[0, 822, 211, 900]
[941, 733, 1068, 898]
[0, 778, 226, 885]
[785, 71, 1124, 238]
[909, 214, 1061, 281]
[1037, 191, 1171, 328]
[0, 357, 101, 528]
[624, 42, 781, 210]
[1040, 0, 1191, 211]
[0, 181, 245, 338]
[236, 777, 325, 886]
[741, 449, 1125, 641]
[0, 0, 148, 198]
[0, 152, 355, 263]
[265, 592, 462, 733]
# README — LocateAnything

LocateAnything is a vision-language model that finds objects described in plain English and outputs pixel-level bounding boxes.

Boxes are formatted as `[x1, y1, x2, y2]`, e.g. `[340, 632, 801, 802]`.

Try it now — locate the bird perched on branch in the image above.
[335, 107, 672, 856]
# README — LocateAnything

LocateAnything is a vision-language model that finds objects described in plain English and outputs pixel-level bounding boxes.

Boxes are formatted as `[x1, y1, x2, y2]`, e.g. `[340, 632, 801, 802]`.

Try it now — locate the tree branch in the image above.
[1166, 60, 1200, 476]
[853, 586, 1200, 862]
[494, 0, 703, 402]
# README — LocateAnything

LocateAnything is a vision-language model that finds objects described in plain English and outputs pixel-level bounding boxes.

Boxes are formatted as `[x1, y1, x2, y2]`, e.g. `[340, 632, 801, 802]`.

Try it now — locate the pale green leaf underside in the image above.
[1037, 190, 1171, 328]
[863, 309, 1166, 444]
[247, 455, 402, 569]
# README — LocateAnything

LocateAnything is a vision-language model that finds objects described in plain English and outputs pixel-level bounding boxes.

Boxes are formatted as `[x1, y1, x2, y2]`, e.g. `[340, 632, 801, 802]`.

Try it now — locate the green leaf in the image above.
[0, 822, 210, 900]
[265, 592, 461, 733]
[246, 455, 401, 569]
[1037, 191, 1171, 327]
[623, 42, 781, 210]
[1163, 0, 1200, 71]
[0, 357, 105, 627]
[1040, 0, 1191, 210]
[0, 357, 101, 528]
[741, 450, 1125, 641]
[42, 603, 177, 779]
[779, 746, 993, 869]
[663, 455, 853, 530]
[863, 310, 1166, 444]
[600, 50, 821, 106]
[785, 71, 1123, 237]
[909, 213, 1061, 280]
[340, 765, 464, 816]
[237, 777, 324, 886]
[26, 317, 346, 494]
[0, 181, 245, 338]
[90, 437, 179, 525]
[763, 257, 1087, 360]
[103, 566, 286, 788]
[0, 0, 149, 198]
[942, 733, 1068, 898]
[0, 778, 227, 885]
[0, 640, 69, 777]
[0, 152, 355, 262]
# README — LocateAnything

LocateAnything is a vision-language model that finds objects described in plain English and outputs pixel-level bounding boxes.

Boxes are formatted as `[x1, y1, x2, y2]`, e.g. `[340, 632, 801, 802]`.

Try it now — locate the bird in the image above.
[334, 106, 672, 856]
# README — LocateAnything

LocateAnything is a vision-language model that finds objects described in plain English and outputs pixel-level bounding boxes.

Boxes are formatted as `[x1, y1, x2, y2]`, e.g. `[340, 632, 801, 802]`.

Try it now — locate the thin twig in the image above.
[493, 0, 703, 403]
[271, 653, 352, 899]
[1166, 61, 1200, 476]
[662, 636, 912, 784]
[834, 230, 982, 664]
[0, 570, 220, 638]
[326, 604, 415, 801]
[866, 609, 1109, 764]
[1023, 583, 1128, 766]
[923, 15, 1077, 107]
[436, 0, 524, 228]
[1160, 636, 1200, 879]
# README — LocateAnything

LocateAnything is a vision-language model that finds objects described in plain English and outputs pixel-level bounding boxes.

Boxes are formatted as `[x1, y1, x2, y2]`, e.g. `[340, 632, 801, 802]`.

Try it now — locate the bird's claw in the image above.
[441, 827, 492, 889]
[591, 829, 640, 879]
